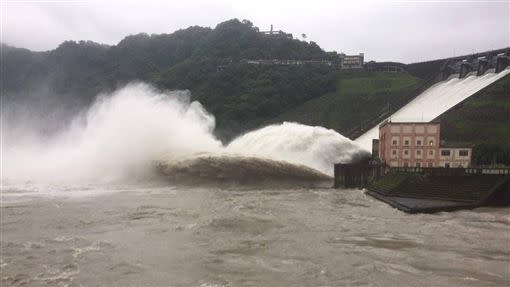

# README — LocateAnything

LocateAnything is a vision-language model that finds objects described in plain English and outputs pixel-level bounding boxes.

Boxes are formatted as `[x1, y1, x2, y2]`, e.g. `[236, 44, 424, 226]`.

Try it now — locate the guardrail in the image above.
[407, 47, 510, 66]
[390, 167, 510, 175]
[345, 109, 390, 139]
[345, 73, 440, 140]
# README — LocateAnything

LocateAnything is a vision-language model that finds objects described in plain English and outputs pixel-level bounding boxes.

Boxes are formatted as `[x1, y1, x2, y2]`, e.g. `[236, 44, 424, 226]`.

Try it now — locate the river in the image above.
[2, 184, 509, 286]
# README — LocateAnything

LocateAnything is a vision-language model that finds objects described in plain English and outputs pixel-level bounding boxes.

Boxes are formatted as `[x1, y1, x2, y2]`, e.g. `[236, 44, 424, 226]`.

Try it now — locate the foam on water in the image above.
[355, 68, 510, 150]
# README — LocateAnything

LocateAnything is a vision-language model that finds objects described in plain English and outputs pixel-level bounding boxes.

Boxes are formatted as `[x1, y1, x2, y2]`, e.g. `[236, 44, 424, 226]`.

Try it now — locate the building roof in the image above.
[379, 120, 440, 129]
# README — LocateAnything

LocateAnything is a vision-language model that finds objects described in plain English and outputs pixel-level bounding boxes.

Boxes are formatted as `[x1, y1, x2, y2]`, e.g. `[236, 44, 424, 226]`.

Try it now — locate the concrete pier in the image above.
[365, 167, 510, 213]
[334, 163, 384, 189]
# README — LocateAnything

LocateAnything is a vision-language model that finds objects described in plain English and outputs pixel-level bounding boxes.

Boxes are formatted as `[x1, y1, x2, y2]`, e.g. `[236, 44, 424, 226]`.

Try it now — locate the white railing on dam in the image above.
[390, 167, 510, 175]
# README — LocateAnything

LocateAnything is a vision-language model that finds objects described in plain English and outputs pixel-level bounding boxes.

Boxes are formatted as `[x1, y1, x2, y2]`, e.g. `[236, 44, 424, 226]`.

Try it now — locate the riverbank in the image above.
[366, 169, 510, 213]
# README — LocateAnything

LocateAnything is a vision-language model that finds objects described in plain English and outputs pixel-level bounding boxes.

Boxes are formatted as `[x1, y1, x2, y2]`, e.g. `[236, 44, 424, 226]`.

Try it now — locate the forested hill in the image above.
[3, 19, 421, 140]
[3, 19, 327, 100]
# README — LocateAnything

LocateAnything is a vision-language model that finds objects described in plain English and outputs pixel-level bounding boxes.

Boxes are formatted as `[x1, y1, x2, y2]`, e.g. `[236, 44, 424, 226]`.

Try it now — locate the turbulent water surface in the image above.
[2, 185, 509, 287]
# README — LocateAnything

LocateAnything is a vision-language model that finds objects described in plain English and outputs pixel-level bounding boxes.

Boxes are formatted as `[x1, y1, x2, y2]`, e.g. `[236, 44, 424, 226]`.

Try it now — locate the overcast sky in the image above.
[1, 0, 509, 63]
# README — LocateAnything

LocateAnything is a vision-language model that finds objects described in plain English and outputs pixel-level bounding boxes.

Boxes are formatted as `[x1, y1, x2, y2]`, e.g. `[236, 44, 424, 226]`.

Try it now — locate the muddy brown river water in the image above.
[1, 184, 509, 286]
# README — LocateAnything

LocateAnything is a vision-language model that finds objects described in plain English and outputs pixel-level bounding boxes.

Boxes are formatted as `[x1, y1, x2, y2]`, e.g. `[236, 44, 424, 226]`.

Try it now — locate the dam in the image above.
[355, 49, 510, 150]
[346, 49, 510, 213]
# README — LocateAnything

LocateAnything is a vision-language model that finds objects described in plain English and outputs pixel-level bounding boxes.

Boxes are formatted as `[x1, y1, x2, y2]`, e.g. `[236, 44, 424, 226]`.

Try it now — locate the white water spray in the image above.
[3, 83, 364, 183]
[226, 122, 363, 174]
[3, 83, 222, 183]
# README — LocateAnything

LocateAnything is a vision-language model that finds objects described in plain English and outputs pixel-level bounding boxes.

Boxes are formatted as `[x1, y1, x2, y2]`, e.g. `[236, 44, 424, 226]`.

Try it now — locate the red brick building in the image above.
[378, 121, 472, 168]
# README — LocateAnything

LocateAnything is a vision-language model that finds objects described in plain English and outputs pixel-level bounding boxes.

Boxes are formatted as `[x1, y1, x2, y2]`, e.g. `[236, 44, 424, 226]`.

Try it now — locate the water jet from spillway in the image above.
[3, 83, 366, 186]
[156, 153, 333, 188]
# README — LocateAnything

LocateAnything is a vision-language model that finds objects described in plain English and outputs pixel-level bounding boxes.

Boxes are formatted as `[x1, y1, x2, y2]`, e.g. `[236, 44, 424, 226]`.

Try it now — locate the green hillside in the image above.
[267, 72, 421, 135]
[151, 60, 337, 139]
[1, 19, 354, 140]
[438, 75, 510, 166]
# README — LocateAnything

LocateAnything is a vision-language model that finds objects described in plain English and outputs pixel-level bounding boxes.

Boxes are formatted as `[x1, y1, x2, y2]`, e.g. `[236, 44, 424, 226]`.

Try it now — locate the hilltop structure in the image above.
[259, 24, 293, 39]
[340, 53, 364, 69]
[255, 24, 364, 69]
[245, 53, 364, 69]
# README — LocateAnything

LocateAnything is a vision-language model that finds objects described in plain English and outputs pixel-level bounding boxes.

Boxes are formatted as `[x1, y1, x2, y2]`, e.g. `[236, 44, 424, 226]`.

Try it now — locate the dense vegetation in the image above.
[152, 60, 336, 138]
[2, 19, 328, 96]
[439, 75, 510, 166]
[1, 19, 347, 139]
[267, 72, 421, 134]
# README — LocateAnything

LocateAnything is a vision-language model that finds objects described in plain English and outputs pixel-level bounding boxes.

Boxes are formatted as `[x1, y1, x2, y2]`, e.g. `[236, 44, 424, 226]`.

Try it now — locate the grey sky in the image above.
[2, 0, 509, 63]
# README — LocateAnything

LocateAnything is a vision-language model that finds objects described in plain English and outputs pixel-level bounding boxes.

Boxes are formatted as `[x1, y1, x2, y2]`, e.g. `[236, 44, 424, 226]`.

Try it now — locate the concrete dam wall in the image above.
[355, 68, 510, 150]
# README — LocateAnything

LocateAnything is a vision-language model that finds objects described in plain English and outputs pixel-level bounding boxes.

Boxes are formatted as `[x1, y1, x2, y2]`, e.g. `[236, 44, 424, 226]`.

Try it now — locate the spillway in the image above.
[4, 83, 368, 184]
[355, 68, 510, 150]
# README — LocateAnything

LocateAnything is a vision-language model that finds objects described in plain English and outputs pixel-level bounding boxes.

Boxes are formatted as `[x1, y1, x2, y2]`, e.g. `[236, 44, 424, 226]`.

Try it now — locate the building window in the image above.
[429, 140, 434, 146]
[417, 140, 422, 146]
[392, 140, 397, 145]
[428, 162, 433, 167]
[404, 140, 409, 146]
[459, 150, 469, 157]
[404, 162, 409, 167]
[404, 150, 409, 155]
[441, 150, 451, 156]
[427, 149, 435, 159]
[416, 150, 421, 155]
[416, 162, 421, 168]
[445, 163, 450, 168]
[391, 149, 398, 159]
